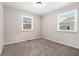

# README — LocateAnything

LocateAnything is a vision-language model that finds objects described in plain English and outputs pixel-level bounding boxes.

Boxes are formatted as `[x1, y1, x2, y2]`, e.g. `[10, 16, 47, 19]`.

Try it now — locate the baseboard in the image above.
[4, 37, 41, 45]
[4, 37, 79, 49]
[43, 37, 79, 49]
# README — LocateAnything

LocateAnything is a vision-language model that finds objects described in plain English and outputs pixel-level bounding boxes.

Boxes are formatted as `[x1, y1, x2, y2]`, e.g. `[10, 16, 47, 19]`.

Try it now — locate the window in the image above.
[58, 9, 77, 32]
[22, 16, 33, 31]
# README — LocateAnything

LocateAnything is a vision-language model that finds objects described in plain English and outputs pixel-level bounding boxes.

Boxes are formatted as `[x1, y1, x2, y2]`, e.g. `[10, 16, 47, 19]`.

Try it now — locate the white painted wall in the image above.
[4, 7, 42, 44]
[42, 3, 79, 49]
[0, 3, 4, 55]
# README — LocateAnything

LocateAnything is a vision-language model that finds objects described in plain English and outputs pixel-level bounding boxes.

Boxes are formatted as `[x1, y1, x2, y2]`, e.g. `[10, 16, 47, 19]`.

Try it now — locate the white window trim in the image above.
[22, 15, 33, 31]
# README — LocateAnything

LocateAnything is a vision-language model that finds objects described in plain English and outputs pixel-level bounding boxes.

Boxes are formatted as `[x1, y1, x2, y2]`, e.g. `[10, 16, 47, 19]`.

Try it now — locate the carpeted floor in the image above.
[1, 38, 79, 56]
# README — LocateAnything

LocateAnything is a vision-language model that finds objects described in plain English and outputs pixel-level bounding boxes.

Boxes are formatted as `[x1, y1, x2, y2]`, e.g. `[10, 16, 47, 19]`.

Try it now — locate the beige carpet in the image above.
[1, 38, 79, 56]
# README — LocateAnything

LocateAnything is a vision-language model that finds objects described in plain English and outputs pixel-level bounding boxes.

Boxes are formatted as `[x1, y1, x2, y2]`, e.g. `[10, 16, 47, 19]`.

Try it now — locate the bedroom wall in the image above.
[4, 7, 42, 44]
[0, 3, 4, 55]
[42, 3, 79, 49]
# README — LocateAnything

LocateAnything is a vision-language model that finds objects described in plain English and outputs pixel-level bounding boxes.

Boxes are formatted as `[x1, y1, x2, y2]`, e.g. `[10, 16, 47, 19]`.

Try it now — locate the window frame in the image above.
[22, 15, 33, 31]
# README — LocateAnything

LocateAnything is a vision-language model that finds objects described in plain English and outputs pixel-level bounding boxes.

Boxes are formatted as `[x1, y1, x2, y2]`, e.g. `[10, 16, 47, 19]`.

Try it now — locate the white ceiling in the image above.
[3, 2, 72, 16]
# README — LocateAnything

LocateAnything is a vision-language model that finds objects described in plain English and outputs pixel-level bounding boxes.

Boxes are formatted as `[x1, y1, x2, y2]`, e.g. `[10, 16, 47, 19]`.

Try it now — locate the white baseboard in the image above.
[43, 37, 79, 49]
[4, 37, 79, 50]
[4, 37, 41, 45]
